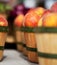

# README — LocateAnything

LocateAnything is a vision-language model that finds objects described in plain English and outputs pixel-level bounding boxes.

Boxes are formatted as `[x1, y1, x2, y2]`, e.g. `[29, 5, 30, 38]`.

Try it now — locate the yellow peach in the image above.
[14, 14, 24, 27]
[42, 13, 57, 27]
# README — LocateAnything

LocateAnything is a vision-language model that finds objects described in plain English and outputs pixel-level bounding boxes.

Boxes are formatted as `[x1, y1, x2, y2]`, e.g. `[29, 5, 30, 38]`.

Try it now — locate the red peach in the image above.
[0, 15, 8, 26]
[24, 12, 40, 27]
[51, 2, 57, 12]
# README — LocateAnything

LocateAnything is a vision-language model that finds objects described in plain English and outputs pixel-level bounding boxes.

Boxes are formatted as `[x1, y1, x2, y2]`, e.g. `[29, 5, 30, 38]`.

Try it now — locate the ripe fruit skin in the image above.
[43, 9, 51, 16]
[28, 8, 35, 13]
[42, 13, 57, 27]
[38, 9, 51, 27]
[0, 15, 8, 26]
[38, 17, 43, 27]
[14, 14, 24, 27]
[24, 12, 40, 27]
[51, 2, 57, 12]
[34, 7, 45, 17]
[24, 7, 46, 27]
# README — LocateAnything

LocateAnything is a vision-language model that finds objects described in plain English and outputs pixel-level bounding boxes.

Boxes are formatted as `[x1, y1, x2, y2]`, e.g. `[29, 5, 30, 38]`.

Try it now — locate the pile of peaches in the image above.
[14, 2, 57, 28]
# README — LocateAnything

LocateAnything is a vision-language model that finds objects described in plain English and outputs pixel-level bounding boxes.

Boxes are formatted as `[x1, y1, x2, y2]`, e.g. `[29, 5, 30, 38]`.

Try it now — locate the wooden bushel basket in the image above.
[22, 32, 28, 56]
[24, 27, 38, 63]
[21, 27, 28, 56]
[35, 27, 57, 65]
[0, 26, 8, 61]
[15, 27, 23, 52]
[27, 33, 38, 63]
[0, 32, 7, 61]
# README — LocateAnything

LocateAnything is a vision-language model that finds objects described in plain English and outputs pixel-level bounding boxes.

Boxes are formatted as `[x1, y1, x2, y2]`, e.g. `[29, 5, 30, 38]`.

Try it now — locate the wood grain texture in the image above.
[23, 32, 28, 56]
[26, 33, 38, 63]
[0, 32, 7, 60]
[36, 33, 57, 65]
[15, 31, 23, 52]
[0, 32, 7, 46]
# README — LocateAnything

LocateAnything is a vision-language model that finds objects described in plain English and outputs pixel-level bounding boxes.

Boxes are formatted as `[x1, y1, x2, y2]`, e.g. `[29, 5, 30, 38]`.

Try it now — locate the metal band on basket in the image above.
[38, 51, 57, 59]
[0, 26, 9, 32]
[0, 46, 4, 50]
[4, 26, 34, 32]
[15, 27, 57, 33]
[34, 27, 57, 33]
[26, 47, 37, 52]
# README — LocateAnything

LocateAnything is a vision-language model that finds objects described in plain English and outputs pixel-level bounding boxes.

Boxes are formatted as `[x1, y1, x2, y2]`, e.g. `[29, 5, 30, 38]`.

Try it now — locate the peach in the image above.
[38, 9, 51, 27]
[51, 2, 57, 12]
[28, 8, 35, 13]
[14, 14, 24, 27]
[42, 13, 57, 27]
[34, 7, 45, 17]
[24, 12, 40, 27]
[43, 9, 51, 16]
[0, 15, 8, 26]
[38, 17, 43, 27]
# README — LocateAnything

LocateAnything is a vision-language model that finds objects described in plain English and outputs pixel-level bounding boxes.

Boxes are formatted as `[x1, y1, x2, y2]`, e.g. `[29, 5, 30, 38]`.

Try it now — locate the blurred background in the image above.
[0, 0, 56, 49]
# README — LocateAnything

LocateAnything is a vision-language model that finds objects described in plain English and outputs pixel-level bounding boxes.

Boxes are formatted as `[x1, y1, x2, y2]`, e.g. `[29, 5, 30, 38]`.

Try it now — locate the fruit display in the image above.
[35, 12, 57, 65]
[14, 14, 24, 52]
[1, 0, 57, 65]
[24, 7, 45, 63]
[1, 1, 57, 64]
[24, 12, 38, 63]
[13, 4, 57, 64]
[0, 15, 8, 61]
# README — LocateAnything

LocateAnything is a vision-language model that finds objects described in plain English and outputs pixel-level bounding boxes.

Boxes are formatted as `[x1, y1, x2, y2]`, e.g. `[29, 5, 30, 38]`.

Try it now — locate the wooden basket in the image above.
[26, 32, 38, 63]
[0, 32, 7, 61]
[15, 31, 23, 52]
[23, 32, 28, 56]
[22, 27, 38, 63]
[0, 26, 8, 61]
[35, 27, 57, 65]
[21, 32, 27, 56]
